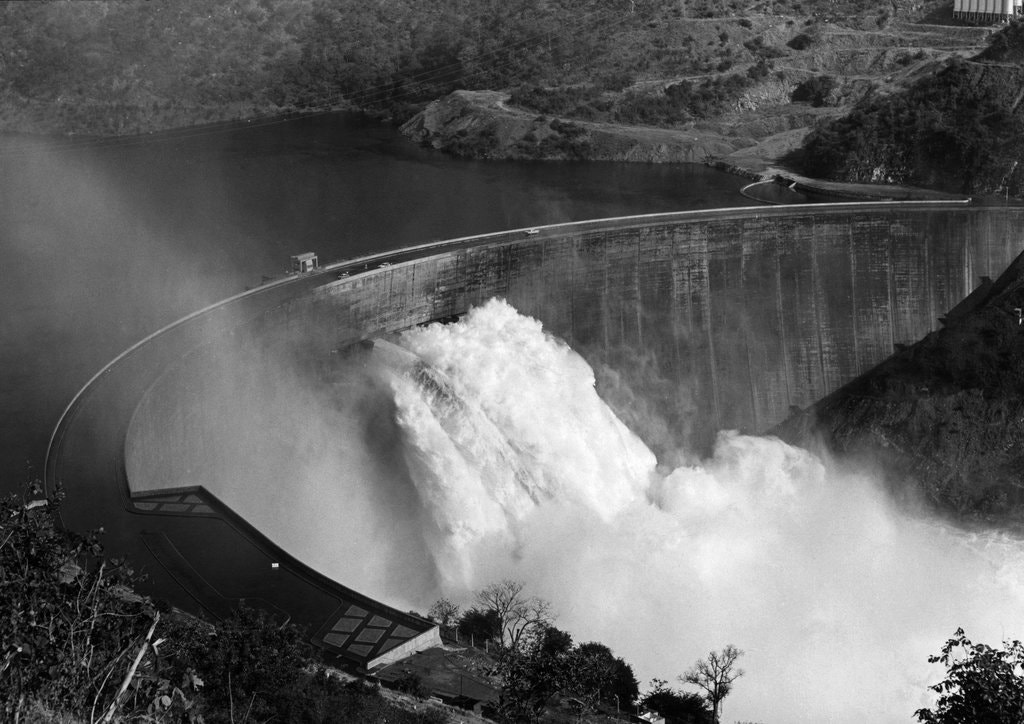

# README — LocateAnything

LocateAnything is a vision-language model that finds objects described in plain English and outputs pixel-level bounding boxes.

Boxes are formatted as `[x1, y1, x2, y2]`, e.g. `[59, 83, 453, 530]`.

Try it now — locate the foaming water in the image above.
[383, 298, 1024, 724]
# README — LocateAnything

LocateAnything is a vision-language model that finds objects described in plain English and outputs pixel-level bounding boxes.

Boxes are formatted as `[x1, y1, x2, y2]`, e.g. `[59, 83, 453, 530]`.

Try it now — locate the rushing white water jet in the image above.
[380, 297, 1024, 724]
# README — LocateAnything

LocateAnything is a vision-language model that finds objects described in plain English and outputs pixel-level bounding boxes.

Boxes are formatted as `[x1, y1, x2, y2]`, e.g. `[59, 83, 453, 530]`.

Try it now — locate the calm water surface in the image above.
[0, 113, 750, 488]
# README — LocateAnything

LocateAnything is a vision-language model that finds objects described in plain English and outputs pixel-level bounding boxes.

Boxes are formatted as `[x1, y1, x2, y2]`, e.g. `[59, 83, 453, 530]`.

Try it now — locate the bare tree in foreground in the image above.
[475, 579, 554, 650]
[681, 644, 744, 723]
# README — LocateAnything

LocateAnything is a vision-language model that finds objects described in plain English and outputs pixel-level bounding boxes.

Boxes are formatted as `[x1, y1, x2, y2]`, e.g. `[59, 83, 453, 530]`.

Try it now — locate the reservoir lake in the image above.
[0, 112, 749, 491]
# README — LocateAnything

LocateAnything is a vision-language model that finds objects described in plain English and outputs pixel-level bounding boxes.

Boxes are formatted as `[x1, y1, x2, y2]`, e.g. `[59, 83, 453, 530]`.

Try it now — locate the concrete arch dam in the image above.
[46, 201, 1024, 669]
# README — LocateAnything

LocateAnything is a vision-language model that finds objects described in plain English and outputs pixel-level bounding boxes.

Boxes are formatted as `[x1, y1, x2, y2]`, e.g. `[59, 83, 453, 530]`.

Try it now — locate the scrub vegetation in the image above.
[0, 0, 954, 137]
[6, 0, 1013, 185]
[0, 481, 721, 723]
[787, 19, 1024, 197]
[0, 483, 448, 723]
[425, 584, 751, 723]
[915, 629, 1024, 724]
[507, 58, 779, 127]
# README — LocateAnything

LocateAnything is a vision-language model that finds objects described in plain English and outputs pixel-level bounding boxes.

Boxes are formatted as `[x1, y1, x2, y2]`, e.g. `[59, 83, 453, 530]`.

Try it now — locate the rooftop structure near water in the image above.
[953, 0, 1021, 22]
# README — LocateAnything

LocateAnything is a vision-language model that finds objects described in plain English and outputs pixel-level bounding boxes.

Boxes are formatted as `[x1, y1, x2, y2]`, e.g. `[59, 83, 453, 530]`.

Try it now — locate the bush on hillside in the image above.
[790, 55, 1024, 195]
[641, 678, 713, 724]
[787, 32, 817, 50]
[509, 84, 605, 117]
[0, 482, 449, 723]
[170, 604, 308, 723]
[0, 483, 163, 720]
[743, 36, 787, 60]
[976, 18, 1024, 63]
[791, 75, 837, 107]
[915, 629, 1024, 724]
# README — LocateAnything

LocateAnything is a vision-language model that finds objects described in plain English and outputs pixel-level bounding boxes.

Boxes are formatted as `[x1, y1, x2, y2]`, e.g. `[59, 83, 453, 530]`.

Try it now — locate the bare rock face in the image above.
[400, 90, 740, 163]
[775, 250, 1024, 530]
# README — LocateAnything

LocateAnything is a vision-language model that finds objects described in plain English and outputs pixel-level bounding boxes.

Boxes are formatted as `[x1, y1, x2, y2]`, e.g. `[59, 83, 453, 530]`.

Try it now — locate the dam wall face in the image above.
[47, 200, 1023, 665]
[126, 203, 1024, 500]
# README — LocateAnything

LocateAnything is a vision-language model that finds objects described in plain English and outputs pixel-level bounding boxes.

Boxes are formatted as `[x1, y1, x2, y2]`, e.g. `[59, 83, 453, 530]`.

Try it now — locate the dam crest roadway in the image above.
[45, 200, 1024, 670]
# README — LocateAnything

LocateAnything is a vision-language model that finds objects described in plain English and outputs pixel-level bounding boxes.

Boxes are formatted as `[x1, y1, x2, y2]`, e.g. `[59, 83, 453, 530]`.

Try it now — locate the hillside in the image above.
[395, 2, 1003, 171]
[401, 6, 996, 169]
[0, 0, 994, 180]
[787, 19, 1024, 196]
[775, 252, 1024, 531]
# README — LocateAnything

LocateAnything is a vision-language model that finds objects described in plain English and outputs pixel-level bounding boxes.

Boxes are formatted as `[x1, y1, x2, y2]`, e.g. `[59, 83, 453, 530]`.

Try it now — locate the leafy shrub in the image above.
[791, 75, 837, 107]
[0, 484, 162, 721]
[538, 120, 592, 158]
[597, 71, 635, 92]
[787, 32, 816, 50]
[746, 58, 773, 81]
[508, 84, 603, 117]
[0, 483, 447, 723]
[743, 36, 787, 59]
[790, 55, 1024, 195]
[181, 604, 309, 723]
[915, 629, 1024, 723]
[549, 118, 584, 136]
[613, 92, 684, 125]
[977, 18, 1024, 63]
[458, 607, 501, 645]
[641, 678, 713, 724]
[448, 123, 500, 158]
[394, 670, 429, 698]
[610, 67, 763, 127]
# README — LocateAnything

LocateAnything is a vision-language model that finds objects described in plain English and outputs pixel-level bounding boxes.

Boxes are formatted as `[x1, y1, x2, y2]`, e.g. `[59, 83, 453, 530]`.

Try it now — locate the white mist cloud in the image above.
[384, 298, 1024, 724]
[393, 300, 656, 575]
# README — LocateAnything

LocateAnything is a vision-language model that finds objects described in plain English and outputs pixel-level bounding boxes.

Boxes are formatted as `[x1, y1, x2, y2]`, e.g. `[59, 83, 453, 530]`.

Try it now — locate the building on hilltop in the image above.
[954, 0, 1021, 23]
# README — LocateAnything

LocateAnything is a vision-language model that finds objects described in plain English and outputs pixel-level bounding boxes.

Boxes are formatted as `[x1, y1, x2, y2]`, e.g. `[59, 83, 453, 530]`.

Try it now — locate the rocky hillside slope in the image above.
[400, 10, 994, 173]
[0, 0, 994, 181]
[790, 19, 1024, 197]
[775, 252, 1024, 531]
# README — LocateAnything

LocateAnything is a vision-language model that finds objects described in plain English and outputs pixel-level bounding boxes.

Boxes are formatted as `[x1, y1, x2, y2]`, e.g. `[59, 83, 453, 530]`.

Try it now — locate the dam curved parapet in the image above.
[47, 201, 1024, 666]
[132, 201, 1024, 465]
